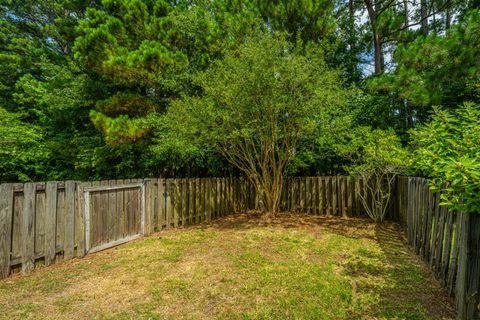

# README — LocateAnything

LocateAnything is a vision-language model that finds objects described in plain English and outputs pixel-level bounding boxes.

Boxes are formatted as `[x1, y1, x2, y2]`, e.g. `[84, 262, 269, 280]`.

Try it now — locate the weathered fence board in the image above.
[165, 179, 172, 228]
[21, 183, 35, 273]
[395, 176, 479, 320]
[76, 182, 86, 257]
[0, 184, 13, 278]
[456, 212, 480, 319]
[274, 176, 367, 216]
[65, 182, 77, 259]
[157, 179, 165, 230]
[45, 182, 57, 265]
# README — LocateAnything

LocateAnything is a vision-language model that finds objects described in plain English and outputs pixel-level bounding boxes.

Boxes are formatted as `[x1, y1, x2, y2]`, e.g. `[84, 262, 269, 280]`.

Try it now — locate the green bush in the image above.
[344, 128, 407, 222]
[410, 103, 480, 213]
[159, 32, 350, 212]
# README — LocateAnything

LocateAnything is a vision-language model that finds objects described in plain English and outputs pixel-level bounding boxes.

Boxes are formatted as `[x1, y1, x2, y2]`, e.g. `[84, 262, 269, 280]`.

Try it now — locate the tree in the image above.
[255, 0, 336, 42]
[73, 0, 189, 144]
[72, 0, 264, 178]
[1, 0, 478, 184]
[73, 0, 262, 143]
[160, 33, 349, 213]
[0, 0, 105, 181]
[343, 128, 407, 222]
[410, 103, 480, 213]
[0, 107, 49, 182]
[0, 0, 93, 111]
[371, 10, 480, 109]
[360, 3, 477, 141]
[357, 0, 464, 75]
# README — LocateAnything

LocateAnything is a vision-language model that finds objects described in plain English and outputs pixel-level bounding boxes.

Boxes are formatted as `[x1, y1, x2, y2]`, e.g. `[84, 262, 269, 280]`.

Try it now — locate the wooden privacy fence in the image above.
[0, 177, 256, 279]
[395, 177, 460, 294]
[0, 175, 369, 279]
[395, 176, 480, 320]
[279, 176, 368, 216]
[1, 174, 477, 319]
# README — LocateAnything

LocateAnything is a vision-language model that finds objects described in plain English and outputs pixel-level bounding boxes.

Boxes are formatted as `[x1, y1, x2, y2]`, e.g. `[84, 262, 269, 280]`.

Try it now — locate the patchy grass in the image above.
[0, 212, 454, 319]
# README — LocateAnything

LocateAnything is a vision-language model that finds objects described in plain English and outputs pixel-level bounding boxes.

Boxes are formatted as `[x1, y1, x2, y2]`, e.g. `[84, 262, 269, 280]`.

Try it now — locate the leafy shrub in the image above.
[344, 128, 407, 222]
[160, 32, 350, 212]
[410, 103, 480, 213]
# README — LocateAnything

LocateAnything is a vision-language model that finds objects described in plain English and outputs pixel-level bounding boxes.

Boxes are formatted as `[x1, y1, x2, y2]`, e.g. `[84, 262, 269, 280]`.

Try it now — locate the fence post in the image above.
[63, 181, 76, 261]
[0, 184, 14, 279]
[157, 178, 165, 230]
[21, 183, 36, 273]
[75, 182, 86, 258]
[165, 179, 172, 228]
[145, 179, 154, 235]
[205, 179, 210, 222]
[456, 212, 480, 320]
[45, 181, 58, 264]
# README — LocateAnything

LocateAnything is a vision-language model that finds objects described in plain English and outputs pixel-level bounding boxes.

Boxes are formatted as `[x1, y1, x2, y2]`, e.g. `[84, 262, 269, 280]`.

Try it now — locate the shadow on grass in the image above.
[192, 211, 456, 319]
[343, 221, 456, 319]
[200, 211, 455, 319]
[204, 211, 375, 238]
[0, 210, 457, 319]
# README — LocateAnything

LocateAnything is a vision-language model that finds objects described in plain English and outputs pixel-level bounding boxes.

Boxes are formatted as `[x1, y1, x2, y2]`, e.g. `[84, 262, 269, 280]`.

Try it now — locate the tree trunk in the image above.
[403, 0, 409, 27]
[373, 32, 384, 74]
[251, 176, 283, 214]
[445, 8, 451, 30]
[420, 0, 429, 35]
[349, 0, 356, 52]
[365, 0, 384, 75]
[406, 99, 414, 128]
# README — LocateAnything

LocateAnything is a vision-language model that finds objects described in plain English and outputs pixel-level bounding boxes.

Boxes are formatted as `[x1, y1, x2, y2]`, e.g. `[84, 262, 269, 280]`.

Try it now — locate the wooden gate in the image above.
[83, 182, 145, 253]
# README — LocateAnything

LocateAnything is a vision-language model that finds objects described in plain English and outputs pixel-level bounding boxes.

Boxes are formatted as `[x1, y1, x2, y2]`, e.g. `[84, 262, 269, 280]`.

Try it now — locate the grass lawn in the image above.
[0, 212, 455, 320]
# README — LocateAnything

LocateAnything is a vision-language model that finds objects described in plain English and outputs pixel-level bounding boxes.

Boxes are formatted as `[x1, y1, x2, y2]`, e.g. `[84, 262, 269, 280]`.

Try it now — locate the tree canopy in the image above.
[160, 33, 350, 212]
[0, 0, 478, 201]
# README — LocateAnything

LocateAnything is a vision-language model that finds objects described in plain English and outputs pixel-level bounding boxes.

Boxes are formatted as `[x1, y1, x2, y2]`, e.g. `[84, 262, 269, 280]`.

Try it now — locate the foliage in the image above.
[255, 0, 337, 42]
[0, 0, 478, 184]
[148, 113, 232, 177]
[69, 0, 264, 178]
[286, 97, 355, 176]
[73, 0, 262, 144]
[371, 10, 480, 109]
[0, 0, 89, 110]
[0, 108, 49, 182]
[344, 128, 407, 222]
[410, 103, 480, 213]
[161, 33, 349, 212]
[72, 0, 187, 144]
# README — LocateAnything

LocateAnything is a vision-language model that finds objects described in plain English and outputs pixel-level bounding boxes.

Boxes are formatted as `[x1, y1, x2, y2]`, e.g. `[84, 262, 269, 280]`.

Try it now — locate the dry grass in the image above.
[0, 212, 455, 319]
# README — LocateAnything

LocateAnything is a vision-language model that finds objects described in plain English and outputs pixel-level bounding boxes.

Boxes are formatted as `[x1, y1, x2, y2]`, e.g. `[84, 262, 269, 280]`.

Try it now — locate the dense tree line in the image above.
[0, 0, 479, 184]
